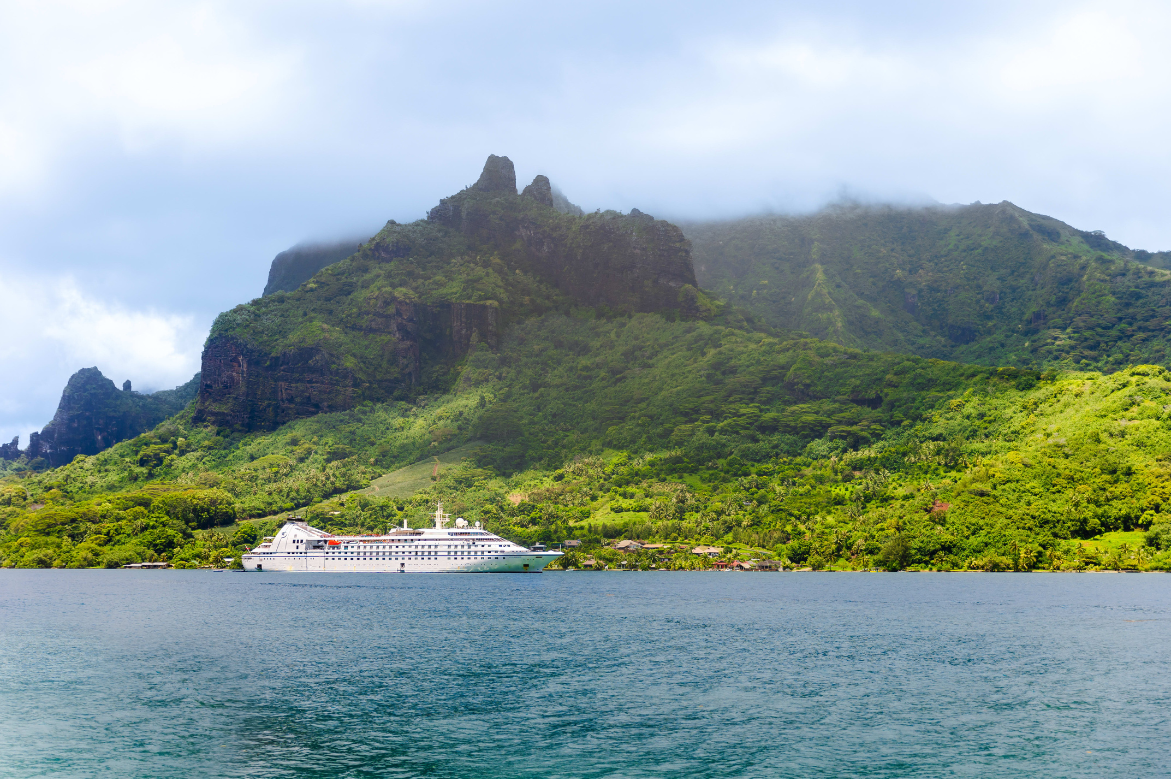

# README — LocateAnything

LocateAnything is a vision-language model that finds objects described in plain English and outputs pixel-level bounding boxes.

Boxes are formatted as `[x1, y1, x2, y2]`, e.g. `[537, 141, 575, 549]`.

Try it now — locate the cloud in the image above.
[0, 269, 204, 444]
[0, 0, 300, 191]
[4, 0, 1171, 438]
[998, 12, 1143, 96]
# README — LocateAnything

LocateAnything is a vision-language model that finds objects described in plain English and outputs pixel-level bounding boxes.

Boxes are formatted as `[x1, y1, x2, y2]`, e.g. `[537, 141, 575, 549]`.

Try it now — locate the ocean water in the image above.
[2, 571, 1170, 778]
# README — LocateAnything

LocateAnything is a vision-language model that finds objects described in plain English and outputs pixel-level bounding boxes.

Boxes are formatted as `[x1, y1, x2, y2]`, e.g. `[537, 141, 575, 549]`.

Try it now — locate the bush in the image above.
[232, 524, 261, 546]
[1146, 522, 1171, 551]
[68, 547, 100, 568]
[153, 489, 238, 529]
[876, 535, 911, 571]
[18, 549, 56, 568]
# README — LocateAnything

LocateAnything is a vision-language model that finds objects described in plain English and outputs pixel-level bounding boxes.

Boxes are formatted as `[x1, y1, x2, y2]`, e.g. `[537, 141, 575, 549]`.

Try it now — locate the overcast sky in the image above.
[2, 0, 1171, 442]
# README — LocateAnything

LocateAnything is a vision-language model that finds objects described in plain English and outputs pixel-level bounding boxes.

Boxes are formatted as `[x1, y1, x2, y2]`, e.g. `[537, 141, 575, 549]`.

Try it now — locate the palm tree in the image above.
[1105, 549, 1123, 571]
[1135, 545, 1149, 570]
[1118, 542, 1133, 569]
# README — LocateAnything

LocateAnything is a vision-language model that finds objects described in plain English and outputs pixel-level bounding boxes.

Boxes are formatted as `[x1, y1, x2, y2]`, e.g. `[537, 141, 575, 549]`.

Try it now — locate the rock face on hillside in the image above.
[195, 155, 704, 432]
[195, 301, 497, 430]
[262, 239, 367, 296]
[2, 368, 200, 467]
[521, 174, 554, 207]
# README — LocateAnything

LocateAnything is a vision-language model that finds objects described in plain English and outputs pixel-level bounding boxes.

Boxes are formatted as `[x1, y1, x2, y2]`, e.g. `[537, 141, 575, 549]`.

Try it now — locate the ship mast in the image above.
[433, 502, 451, 529]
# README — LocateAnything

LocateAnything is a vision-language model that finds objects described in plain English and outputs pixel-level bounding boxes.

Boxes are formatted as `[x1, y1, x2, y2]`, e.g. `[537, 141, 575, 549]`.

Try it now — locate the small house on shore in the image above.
[691, 545, 722, 557]
[713, 560, 755, 571]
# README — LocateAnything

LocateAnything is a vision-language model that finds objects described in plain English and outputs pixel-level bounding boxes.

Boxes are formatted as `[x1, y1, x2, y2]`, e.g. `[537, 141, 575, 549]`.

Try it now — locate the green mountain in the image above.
[7, 316, 1171, 573]
[686, 202, 1171, 371]
[5, 160, 1171, 573]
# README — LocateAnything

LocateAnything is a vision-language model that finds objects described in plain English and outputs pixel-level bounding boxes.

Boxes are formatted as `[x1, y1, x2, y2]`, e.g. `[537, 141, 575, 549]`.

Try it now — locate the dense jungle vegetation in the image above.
[6, 313, 1171, 572]
[687, 202, 1171, 371]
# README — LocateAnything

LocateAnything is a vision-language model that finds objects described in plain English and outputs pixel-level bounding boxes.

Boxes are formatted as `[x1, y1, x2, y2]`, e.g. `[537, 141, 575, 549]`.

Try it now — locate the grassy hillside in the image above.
[346, 362, 1171, 573]
[686, 202, 1171, 371]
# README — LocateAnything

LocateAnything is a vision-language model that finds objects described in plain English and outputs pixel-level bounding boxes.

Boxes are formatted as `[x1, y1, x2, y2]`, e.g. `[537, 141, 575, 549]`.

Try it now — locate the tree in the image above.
[876, 535, 911, 571]
[232, 524, 260, 546]
[154, 489, 237, 529]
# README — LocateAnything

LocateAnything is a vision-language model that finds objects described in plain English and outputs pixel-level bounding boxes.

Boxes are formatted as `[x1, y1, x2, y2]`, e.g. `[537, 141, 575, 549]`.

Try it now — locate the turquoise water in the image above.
[2, 571, 1170, 778]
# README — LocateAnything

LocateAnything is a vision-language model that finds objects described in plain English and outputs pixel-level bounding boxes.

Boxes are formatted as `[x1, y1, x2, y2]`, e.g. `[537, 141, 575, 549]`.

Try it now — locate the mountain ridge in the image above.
[685, 200, 1171, 370]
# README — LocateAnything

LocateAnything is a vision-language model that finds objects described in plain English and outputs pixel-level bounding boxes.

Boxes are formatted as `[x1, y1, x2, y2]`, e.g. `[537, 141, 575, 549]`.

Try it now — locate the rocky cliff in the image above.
[4, 368, 199, 467]
[194, 301, 497, 430]
[194, 155, 707, 432]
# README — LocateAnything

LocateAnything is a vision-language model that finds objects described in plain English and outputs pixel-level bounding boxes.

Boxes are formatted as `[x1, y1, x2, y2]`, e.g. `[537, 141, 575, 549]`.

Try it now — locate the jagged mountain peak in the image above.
[521, 174, 554, 207]
[471, 154, 517, 194]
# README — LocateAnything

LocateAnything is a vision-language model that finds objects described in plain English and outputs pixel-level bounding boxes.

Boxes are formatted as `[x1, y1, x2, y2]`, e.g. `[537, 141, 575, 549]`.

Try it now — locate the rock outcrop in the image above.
[471, 154, 517, 194]
[4, 368, 200, 467]
[428, 157, 698, 315]
[0, 437, 19, 460]
[521, 174, 554, 207]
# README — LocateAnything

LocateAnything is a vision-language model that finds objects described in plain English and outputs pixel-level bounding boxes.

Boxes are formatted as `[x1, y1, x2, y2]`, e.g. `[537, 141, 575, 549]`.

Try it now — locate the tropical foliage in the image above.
[6, 311, 1171, 571]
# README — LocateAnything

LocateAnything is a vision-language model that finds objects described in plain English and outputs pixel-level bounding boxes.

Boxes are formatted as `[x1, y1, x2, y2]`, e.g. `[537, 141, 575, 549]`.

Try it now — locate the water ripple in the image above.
[2, 571, 1170, 778]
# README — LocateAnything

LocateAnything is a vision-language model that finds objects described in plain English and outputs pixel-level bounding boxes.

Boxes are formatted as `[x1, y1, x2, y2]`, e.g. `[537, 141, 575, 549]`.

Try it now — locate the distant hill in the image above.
[685, 202, 1171, 371]
[262, 239, 367, 297]
[0, 369, 199, 468]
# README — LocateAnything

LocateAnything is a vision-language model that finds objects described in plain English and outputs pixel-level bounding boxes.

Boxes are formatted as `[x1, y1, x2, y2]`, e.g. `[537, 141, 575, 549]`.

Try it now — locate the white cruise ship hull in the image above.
[241, 551, 561, 573]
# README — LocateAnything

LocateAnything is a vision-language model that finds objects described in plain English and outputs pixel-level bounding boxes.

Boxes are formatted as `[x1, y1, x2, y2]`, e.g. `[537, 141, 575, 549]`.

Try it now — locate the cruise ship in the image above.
[241, 504, 561, 573]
